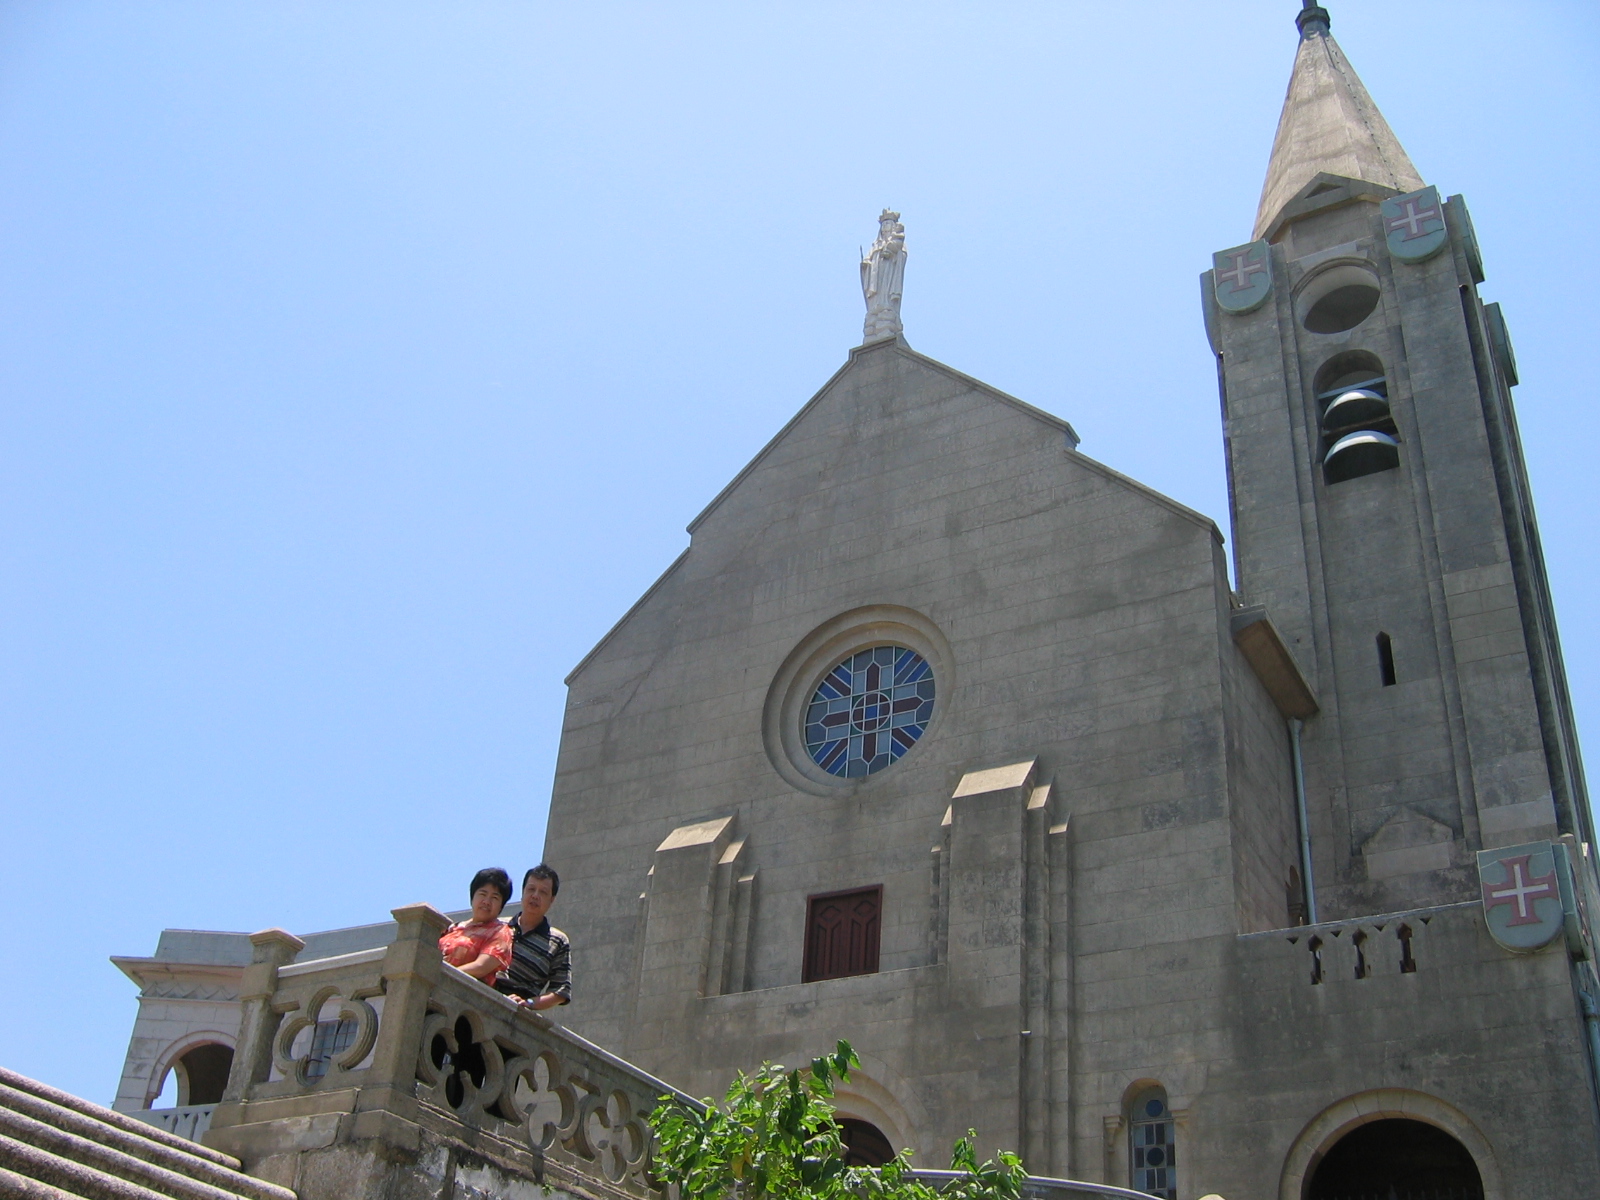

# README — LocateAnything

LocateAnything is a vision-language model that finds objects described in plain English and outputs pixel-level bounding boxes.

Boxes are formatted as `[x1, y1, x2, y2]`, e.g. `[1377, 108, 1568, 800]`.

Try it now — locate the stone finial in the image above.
[860, 209, 906, 344]
[391, 901, 452, 934]
[247, 927, 305, 965]
[1297, 1, 1331, 37]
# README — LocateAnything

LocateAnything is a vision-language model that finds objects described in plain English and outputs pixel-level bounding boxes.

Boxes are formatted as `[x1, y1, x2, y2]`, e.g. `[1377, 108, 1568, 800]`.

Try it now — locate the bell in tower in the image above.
[1203, 1, 1590, 919]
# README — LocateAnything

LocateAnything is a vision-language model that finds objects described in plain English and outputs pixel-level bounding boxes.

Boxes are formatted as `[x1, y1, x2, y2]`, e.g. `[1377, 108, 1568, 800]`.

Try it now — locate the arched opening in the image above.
[1298, 264, 1382, 335]
[154, 1042, 233, 1107]
[1312, 350, 1399, 485]
[1305, 285, 1381, 333]
[1128, 1085, 1177, 1200]
[837, 1118, 894, 1167]
[1307, 1118, 1484, 1199]
[1314, 350, 1386, 396]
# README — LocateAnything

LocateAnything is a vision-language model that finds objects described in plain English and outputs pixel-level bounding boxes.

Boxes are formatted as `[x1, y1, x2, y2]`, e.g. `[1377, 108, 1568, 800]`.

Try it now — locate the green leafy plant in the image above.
[649, 1040, 1027, 1200]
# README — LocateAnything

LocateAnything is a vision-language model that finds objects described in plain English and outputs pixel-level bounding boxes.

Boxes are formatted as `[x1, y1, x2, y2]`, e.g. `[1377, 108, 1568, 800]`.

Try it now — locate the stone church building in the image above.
[100, 6, 1599, 1200]
[539, 5, 1600, 1197]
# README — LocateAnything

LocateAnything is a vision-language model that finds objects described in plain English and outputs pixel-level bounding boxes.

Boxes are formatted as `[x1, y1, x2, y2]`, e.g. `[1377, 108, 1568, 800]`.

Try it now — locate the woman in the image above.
[438, 867, 515, 986]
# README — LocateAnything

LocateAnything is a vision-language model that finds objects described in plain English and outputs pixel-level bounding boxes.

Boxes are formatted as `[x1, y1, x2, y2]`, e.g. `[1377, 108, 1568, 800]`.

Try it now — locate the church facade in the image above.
[540, 6, 1600, 1198]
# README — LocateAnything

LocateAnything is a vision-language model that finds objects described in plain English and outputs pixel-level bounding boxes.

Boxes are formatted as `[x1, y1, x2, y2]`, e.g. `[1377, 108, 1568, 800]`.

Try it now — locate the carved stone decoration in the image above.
[501, 1049, 577, 1151]
[1478, 841, 1567, 953]
[270, 985, 379, 1086]
[578, 1088, 651, 1183]
[416, 1006, 505, 1120]
[1381, 185, 1448, 264]
[860, 209, 907, 344]
[1212, 240, 1272, 314]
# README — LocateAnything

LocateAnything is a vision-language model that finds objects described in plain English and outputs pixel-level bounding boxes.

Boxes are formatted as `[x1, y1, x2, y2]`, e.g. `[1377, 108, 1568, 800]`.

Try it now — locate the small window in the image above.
[305, 1017, 359, 1080]
[803, 886, 882, 983]
[1377, 632, 1397, 686]
[1129, 1087, 1177, 1200]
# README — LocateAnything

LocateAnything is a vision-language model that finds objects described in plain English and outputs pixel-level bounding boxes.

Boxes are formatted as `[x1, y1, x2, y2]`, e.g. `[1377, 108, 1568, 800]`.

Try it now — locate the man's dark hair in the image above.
[523, 863, 560, 897]
[470, 867, 513, 907]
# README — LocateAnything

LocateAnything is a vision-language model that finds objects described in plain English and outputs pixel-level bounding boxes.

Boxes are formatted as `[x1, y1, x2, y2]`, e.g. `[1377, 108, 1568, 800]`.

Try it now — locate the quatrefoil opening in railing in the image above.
[501, 1050, 577, 1152]
[272, 986, 379, 1088]
[578, 1088, 651, 1183]
[418, 1009, 506, 1119]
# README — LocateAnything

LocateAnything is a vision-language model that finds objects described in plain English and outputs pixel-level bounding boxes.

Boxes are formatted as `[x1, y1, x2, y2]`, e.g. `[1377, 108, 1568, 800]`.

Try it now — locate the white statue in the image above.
[860, 209, 906, 343]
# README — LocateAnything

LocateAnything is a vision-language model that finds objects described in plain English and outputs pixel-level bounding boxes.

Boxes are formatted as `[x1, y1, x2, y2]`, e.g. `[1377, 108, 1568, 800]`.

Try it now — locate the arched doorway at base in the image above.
[838, 1118, 894, 1167]
[1308, 1118, 1483, 1200]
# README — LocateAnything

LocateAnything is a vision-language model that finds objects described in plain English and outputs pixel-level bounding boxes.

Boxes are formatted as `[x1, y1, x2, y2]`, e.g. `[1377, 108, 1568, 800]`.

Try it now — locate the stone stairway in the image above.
[0, 1067, 295, 1200]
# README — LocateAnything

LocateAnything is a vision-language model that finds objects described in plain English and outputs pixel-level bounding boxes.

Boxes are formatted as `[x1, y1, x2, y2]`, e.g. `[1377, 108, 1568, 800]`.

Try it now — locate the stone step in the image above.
[0, 1161, 95, 1200]
[0, 1087, 286, 1200]
[0, 1069, 294, 1200]
[0, 1132, 181, 1200]
[0, 1071, 236, 1171]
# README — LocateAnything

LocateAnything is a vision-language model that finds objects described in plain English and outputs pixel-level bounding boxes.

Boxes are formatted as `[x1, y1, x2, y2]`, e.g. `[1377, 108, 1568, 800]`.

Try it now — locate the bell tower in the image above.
[1204, 2, 1590, 919]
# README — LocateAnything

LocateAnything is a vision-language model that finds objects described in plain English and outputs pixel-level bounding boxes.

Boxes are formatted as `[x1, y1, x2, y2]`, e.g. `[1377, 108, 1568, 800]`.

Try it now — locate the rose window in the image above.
[804, 646, 934, 778]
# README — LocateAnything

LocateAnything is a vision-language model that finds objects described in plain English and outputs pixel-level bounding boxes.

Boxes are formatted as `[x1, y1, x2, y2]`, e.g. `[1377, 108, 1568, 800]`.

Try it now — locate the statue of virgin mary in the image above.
[860, 210, 906, 343]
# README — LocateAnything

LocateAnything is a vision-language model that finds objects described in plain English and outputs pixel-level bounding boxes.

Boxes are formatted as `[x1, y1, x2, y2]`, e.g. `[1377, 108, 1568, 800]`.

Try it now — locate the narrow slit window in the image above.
[1398, 924, 1417, 974]
[1377, 632, 1397, 687]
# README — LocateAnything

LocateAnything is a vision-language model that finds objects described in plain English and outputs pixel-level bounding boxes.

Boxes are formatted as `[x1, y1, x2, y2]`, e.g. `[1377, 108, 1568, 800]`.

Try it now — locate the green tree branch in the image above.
[649, 1040, 1026, 1200]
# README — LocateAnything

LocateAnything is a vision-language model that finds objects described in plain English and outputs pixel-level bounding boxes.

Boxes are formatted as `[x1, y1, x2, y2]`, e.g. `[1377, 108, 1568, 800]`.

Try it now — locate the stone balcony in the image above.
[196, 902, 1174, 1200]
[204, 902, 691, 1200]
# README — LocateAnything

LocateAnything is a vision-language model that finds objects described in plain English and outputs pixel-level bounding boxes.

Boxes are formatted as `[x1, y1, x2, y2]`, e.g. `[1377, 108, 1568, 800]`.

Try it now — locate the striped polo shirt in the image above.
[495, 915, 572, 1004]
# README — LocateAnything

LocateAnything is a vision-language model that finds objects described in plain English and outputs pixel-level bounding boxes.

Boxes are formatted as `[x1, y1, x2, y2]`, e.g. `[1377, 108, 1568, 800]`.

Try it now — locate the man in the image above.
[496, 863, 572, 1010]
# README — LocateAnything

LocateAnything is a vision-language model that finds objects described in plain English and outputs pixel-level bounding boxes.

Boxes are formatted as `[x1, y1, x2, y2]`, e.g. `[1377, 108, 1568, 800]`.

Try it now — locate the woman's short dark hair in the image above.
[470, 867, 513, 907]
[523, 863, 560, 897]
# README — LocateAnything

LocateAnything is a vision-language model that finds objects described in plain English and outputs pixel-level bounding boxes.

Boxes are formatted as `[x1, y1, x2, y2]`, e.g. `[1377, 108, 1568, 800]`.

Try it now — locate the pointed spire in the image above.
[1253, 3, 1423, 240]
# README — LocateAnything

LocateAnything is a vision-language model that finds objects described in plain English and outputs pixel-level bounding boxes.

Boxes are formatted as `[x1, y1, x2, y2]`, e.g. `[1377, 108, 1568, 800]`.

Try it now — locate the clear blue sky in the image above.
[1, 1, 1595, 1103]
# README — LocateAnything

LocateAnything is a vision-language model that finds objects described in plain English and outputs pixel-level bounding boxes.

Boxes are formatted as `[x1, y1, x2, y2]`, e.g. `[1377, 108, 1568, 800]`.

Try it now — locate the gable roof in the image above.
[566, 339, 1221, 685]
[686, 338, 1079, 535]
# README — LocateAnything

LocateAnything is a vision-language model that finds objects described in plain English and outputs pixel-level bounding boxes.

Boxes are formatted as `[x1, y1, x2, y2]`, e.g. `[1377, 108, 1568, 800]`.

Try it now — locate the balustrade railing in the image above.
[1238, 900, 1479, 986]
[213, 904, 1183, 1200]
[211, 903, 692, 1200]
[130, 1103, 216, 1141]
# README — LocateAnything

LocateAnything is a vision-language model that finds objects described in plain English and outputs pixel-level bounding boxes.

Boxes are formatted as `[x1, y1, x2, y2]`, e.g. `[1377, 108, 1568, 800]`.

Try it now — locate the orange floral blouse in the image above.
[438, 919, 514, 985]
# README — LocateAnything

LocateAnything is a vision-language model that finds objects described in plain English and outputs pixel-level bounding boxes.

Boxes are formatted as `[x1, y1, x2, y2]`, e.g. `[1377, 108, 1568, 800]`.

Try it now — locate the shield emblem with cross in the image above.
[1478, 841, 1566, 952]
[1381, 185, 1448, 264]
[1212, 240, 1272, 314]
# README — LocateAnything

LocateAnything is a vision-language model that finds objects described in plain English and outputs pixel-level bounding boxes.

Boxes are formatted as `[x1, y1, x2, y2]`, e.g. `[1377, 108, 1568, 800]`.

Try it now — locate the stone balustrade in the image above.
[1238, 900, 1479, 988]
[205, 902, 693, 1200]
[130, 1103, 218, 1142]
[202, 901, 1190, 1200]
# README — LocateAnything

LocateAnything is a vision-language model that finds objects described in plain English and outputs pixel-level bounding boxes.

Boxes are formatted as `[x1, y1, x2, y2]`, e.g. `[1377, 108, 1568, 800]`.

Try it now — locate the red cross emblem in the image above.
[1384, 194, 1442, 241]
[1216, 249, 1267, 293]
[1481, 854, 1559, 926]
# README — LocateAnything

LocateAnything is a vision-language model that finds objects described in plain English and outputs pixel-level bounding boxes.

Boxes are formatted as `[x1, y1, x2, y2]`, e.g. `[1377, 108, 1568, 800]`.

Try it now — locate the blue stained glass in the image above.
[804, 646, 934, 777]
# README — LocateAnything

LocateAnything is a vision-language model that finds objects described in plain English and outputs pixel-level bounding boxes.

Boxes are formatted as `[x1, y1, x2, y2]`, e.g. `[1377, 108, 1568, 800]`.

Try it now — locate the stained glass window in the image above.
[1130, 1089, 1176, 1200]
[804, 645, 934, 778]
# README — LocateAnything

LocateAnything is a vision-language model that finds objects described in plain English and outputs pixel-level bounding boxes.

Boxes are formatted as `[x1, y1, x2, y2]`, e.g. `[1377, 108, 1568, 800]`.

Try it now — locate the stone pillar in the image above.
[945, 760, 1036, 1156]
[221, 928, 305, 1104]
[361, 902, 449, 1112]
[631, 816, 734, 1055]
